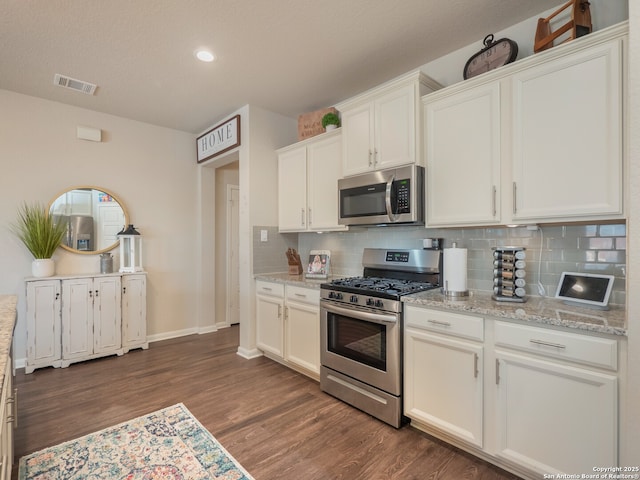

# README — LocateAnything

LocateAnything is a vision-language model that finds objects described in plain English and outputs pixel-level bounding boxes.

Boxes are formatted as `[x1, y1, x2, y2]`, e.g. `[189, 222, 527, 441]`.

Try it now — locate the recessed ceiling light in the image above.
[195, 49, 215, 62]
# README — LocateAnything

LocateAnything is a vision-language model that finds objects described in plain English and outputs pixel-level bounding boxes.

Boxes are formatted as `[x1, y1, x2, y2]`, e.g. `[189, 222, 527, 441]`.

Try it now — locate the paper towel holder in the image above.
[442, 242, 469, 298]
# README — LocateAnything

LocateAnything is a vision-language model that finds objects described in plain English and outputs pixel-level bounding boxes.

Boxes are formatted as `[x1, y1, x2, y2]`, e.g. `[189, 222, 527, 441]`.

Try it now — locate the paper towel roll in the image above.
[443, 246, 468, 295]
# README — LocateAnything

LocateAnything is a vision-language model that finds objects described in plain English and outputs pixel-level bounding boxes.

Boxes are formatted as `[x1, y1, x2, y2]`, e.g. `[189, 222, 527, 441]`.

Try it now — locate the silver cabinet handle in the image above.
[495, 359, 500, 385]
[373, 148, 378, 165]
[529, 339, 566, 349]
[284, 306, 289, 320]
[492, 185, 497, 217]
[262, 287, 273, 291]
[512, 182, 517, 214]
[301, 208, 305, 226]
[308, 208, 312, 226]
[294, 293, 307, 298]
[427, 319, 451, 327]
[277, 304, 282, 318]
[474, 353, 479, 378]
[368, 150, 373, 166]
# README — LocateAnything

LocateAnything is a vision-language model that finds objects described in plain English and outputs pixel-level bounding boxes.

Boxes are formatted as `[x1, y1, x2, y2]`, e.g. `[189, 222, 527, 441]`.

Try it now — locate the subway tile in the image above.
[578, 237, 614, 250]
[599, 224, 626, 237]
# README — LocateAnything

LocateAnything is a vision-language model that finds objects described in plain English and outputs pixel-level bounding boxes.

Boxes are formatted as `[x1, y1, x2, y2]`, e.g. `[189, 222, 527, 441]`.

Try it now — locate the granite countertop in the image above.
[404, 289, 627, 337]
[255, 273, 626, 337]
[0, 295, 18, 387]
[255, 272, 341, 289]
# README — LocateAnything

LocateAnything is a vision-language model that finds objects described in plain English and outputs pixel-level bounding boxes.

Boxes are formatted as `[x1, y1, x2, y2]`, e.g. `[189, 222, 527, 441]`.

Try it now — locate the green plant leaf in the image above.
[10, 202, 67, 259]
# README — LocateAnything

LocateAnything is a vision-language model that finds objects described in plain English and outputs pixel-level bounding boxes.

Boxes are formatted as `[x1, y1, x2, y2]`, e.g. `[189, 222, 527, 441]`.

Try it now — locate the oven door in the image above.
[320, 300, 401, 396]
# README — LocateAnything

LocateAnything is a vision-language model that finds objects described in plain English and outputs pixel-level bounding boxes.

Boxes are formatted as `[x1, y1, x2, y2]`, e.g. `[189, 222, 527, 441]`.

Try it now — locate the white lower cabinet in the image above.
[25, 280, 61, 373]
[403, 305, 620, 479]
[255, 280, 320, 378]
[404, 306, 484, 448]
[25, 272, 147, 373]
[493, 321, 618, 476]
[121, 274, 148, 353]
[61, 276, 122, 365]
[0, 358, 15, 480]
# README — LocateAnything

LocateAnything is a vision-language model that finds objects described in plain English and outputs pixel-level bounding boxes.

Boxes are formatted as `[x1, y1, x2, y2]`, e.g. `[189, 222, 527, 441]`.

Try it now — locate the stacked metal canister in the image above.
[492, 247, 526, 302]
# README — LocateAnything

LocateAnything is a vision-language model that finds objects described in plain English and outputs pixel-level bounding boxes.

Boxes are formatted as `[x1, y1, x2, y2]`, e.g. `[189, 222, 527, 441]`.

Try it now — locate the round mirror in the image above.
[48, 186, 129, 255]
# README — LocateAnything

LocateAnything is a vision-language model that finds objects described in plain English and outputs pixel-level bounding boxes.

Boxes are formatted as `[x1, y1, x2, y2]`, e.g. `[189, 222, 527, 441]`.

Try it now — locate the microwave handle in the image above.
[385, 173, 398, 222]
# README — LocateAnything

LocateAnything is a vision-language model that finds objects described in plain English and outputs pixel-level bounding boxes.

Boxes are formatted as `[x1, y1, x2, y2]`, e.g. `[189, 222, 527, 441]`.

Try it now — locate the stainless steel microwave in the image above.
[338, 165, 424, 226]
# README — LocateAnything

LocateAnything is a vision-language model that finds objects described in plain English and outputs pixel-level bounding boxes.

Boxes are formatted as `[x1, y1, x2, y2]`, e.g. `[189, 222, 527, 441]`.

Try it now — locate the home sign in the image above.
[197, 114, 241, 163]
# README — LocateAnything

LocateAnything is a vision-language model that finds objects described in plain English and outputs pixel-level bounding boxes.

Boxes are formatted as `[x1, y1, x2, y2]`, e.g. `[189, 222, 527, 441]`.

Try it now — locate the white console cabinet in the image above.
[25, 272, 147, 373]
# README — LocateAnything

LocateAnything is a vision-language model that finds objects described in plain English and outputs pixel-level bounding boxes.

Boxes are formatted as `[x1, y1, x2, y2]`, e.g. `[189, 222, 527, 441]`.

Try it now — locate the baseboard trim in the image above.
[237, 346, 262, 359]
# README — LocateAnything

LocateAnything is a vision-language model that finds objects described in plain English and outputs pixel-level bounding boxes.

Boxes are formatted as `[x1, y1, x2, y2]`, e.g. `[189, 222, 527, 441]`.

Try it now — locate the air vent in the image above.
[53, 74, 97, 95]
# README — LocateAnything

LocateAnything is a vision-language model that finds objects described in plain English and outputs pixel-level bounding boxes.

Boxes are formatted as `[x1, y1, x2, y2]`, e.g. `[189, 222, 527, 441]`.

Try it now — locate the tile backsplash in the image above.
[253, 223, 626, 306]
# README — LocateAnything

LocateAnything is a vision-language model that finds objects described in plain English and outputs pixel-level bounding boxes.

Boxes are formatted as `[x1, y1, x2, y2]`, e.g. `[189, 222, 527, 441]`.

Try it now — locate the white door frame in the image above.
[226, 184, 240, 327]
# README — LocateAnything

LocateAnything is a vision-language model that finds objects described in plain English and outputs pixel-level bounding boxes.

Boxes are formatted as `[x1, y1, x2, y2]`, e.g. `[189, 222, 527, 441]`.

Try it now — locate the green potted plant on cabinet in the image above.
[321, 112, 341, 131]
[11, 202, 67, 277]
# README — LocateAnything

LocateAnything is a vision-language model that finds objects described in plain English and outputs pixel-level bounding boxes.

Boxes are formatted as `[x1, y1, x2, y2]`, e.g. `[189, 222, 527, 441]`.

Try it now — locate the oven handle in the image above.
[321, 301, 398, 324]
[385, 173, 398, 222]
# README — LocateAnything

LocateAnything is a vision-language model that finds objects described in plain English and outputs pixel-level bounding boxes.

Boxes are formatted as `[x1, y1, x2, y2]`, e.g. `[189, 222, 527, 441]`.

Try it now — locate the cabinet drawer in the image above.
[494, 321, 618, 371]
[286, 285, 320, 305]
[256, 281, 284, 298]
[405, 306, 484, 341]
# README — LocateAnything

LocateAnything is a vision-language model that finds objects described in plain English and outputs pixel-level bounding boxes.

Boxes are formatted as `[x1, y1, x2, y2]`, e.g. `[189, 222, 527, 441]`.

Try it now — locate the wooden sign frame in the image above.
[196, 114, 241, 163]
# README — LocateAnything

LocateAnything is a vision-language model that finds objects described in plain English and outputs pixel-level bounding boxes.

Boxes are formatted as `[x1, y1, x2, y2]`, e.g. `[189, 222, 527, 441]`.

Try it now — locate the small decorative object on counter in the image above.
[117, 224, 143, 273]
[285, 247, 303, 275]
[492, 246, 526, 302]
[306, 249, 330, 279]
[100, 252, 113, 274]
[442, 242, 468, 297]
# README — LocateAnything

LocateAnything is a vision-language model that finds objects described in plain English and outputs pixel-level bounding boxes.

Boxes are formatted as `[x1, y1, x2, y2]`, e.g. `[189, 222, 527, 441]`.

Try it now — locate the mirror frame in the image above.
[48, 185, 129, 255]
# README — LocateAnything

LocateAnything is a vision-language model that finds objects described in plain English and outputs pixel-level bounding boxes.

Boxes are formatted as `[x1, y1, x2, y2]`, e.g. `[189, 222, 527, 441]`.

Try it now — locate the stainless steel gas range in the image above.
[319, 248, 442, 427]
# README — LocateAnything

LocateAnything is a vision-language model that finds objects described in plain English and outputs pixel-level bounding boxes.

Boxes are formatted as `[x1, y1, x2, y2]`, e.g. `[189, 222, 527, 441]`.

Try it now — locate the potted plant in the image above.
[321, 112, 341, 131]
[11, 202, 67, 277]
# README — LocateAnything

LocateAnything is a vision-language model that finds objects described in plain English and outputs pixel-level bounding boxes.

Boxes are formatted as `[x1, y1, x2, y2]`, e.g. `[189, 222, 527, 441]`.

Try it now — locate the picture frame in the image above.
[306, 250, 331, 279]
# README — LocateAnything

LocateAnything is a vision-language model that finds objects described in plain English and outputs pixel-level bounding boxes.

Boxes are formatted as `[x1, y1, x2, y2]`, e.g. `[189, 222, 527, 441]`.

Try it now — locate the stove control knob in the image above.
[366, 298, 375, 306]
[328, 292, 336, 299]
[350, 295, 358, 303]
[375, 299, 384, 308]
[336, 293, 343, 300]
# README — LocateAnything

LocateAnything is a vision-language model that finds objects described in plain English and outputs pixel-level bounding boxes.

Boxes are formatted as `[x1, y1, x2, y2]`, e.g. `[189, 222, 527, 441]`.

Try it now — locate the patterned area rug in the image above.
[19, 403, 254, 480]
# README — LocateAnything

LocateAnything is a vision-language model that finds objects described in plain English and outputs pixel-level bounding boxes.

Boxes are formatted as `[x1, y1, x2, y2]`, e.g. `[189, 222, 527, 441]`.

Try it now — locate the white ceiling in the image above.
[0, 0, 563, 134]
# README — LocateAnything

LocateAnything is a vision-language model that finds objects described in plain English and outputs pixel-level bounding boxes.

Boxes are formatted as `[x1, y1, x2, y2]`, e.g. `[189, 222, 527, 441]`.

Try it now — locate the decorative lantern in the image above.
[117, 224, 143, 272]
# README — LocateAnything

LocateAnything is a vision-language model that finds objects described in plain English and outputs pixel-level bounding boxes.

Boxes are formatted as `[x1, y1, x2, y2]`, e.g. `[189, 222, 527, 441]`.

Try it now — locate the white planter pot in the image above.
[325, 124, 337, 131]
[32, 259, 55, 278]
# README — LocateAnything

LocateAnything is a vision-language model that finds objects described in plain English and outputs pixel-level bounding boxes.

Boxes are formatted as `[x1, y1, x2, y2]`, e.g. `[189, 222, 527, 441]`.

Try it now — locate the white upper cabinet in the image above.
[510, 37, 623, 221]
[425, 82, 502, 226]
[423, 23, 626, 227]
[278, 130, 346, 232]
[338, 70, 441, 177]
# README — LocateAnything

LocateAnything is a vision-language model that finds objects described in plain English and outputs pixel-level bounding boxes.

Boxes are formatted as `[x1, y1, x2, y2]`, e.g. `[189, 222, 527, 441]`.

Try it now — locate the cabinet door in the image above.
[61, 278, 94, 360]
[256, 294, 284, 358]
[341, 103, 374, 176]
[25, 280, 61, 372]
[284, 300, 320, 375]
[495, 350, 617, 474]
[425, 83, 501, 226]
[278, 147, 308, 231]
[0, 360, 11, 480]
[93, 276, 122, 354]
[122, 274, 147, 351]
[404, 326, 483, 447]
[511, 38, 622, 221]
[307, 134, 346, 231]
[375, 83, 416, 170]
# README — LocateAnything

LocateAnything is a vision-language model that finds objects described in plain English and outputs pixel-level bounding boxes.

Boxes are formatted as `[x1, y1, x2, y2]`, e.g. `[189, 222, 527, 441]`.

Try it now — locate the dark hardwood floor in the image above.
[12, 326, 521, 480]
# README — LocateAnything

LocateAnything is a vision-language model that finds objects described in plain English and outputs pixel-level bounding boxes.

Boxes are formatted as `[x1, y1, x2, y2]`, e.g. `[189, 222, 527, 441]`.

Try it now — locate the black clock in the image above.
[463, 34, 518, 80]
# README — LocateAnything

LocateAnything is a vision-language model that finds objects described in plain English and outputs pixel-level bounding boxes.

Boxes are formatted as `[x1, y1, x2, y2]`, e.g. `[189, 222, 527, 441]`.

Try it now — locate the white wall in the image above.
[0, 90, 199, 363]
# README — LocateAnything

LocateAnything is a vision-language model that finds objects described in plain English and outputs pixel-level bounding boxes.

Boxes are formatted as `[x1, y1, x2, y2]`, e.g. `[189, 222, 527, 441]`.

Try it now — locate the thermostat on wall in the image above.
[555, 272, 614, 310]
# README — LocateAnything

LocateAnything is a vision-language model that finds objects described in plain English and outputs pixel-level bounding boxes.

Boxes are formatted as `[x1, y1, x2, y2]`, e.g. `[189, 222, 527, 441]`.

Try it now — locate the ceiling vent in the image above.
[53, 74, 97, 95]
